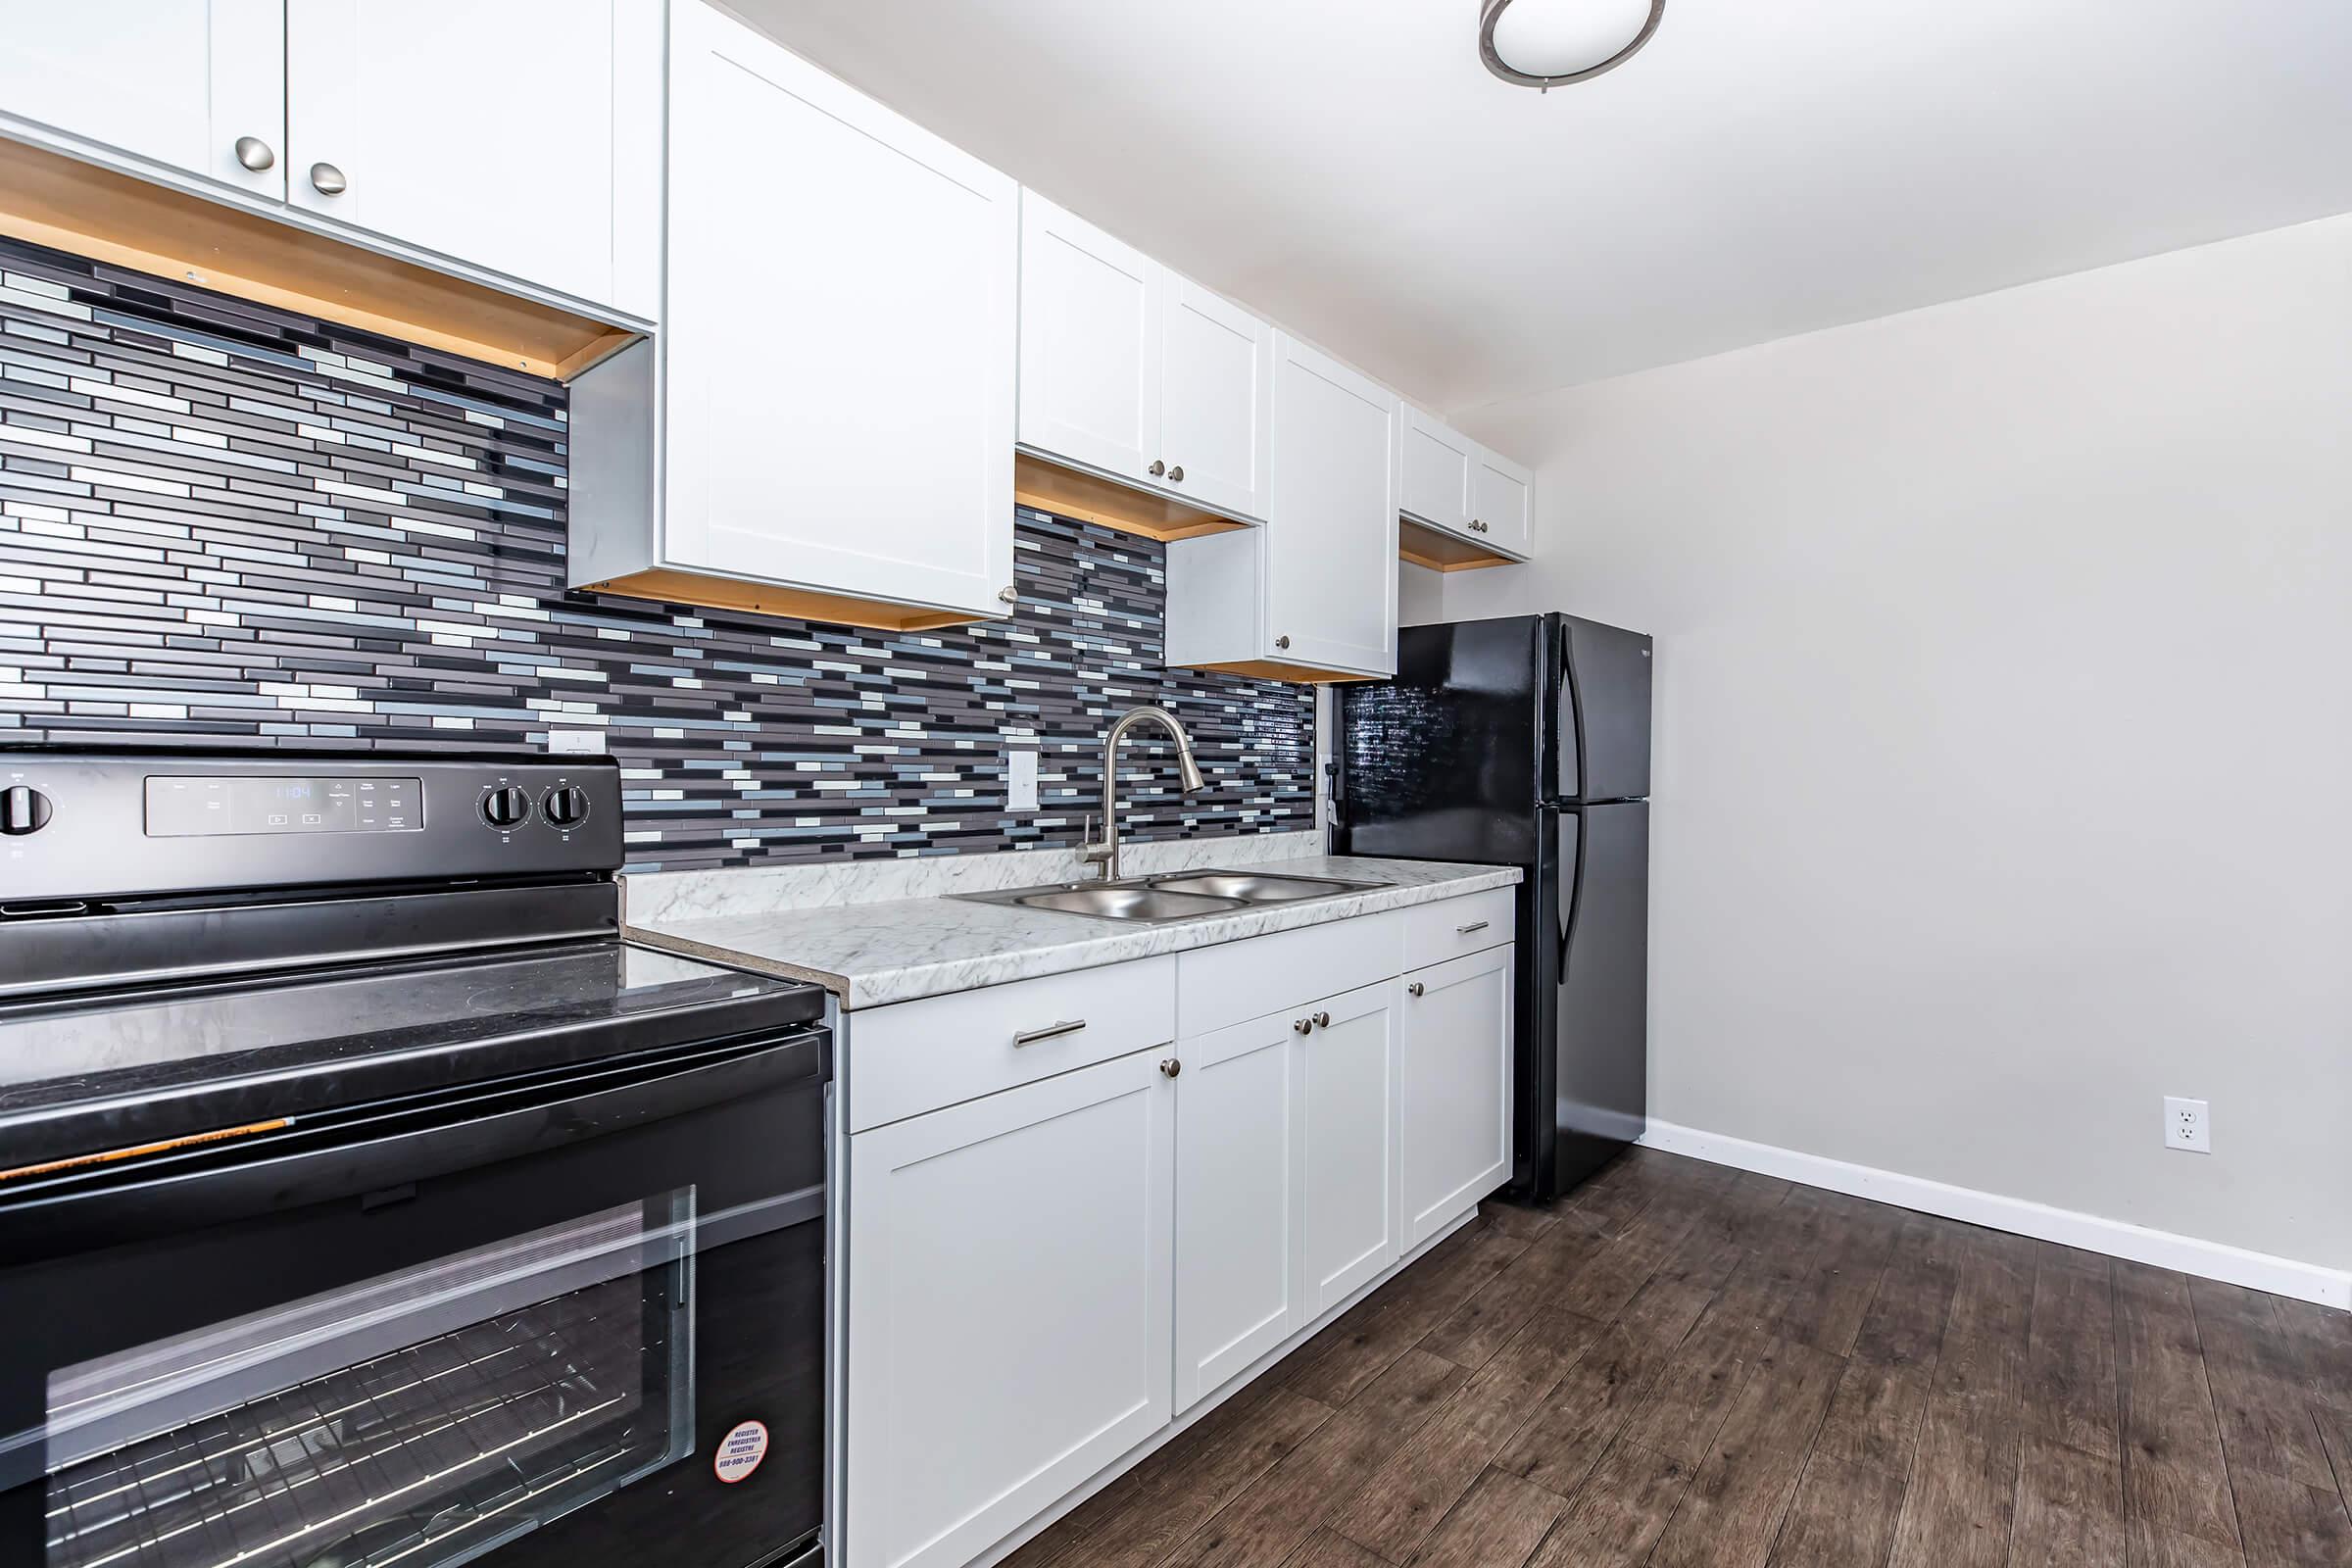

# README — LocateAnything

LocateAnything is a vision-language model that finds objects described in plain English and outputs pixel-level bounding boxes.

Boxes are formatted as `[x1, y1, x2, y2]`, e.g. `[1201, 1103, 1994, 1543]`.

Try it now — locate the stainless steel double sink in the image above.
[950, 868, 1386, 925]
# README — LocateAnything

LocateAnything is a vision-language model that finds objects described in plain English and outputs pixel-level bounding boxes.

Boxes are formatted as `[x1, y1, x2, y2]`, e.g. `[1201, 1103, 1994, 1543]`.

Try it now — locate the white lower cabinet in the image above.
[1298, 982, 1400, 1313]
[1399, 944, 1516, 1248]
[846, 1051, 1174, 1568]
[1173, 1010, 1302, 1410]
[845, 890, 1512, 1568]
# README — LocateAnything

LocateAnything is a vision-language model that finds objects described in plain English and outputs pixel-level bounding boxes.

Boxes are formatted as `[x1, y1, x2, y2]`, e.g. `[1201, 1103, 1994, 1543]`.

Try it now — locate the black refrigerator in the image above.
[1336, 612, 1651, 1202]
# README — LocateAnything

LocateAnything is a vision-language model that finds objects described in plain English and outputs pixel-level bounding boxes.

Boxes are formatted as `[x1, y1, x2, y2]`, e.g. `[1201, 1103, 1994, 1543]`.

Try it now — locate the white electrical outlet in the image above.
[2164, 1097, 2211, 1154]
[1007, 749, 1040, 812]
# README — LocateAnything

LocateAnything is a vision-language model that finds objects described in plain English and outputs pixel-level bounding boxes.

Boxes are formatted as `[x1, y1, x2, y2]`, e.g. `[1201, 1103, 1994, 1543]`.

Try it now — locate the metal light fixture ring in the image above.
[1479, 0, 1667, 91]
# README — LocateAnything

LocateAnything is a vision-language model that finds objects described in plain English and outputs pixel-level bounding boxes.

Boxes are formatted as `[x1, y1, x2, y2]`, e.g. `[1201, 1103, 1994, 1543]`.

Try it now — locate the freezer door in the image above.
[1555, 614, 1653, 803]
[1552, 801, 1649, 1192]
[1337, 615, 1546, 864]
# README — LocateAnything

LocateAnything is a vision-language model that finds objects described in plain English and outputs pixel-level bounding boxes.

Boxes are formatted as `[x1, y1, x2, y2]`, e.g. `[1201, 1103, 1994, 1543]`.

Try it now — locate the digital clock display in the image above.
[145, 775, 423, 837]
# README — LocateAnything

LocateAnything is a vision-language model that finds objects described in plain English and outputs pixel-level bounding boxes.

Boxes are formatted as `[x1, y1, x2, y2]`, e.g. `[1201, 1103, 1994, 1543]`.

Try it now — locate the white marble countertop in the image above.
[623, 850, 1521, 1009]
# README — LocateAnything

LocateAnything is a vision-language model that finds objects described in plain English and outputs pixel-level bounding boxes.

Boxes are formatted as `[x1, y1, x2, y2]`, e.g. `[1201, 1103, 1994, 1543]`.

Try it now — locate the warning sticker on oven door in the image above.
[714, 1419, 769, 1483]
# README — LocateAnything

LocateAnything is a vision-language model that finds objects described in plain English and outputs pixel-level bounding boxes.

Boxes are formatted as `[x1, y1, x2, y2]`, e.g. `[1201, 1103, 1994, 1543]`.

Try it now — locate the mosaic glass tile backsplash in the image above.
[0, 235, 1314, 871]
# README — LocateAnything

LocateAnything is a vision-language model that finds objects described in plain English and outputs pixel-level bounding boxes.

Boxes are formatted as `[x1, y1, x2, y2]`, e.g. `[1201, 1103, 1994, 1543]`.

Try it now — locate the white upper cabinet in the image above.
[653, 0, 1016, 622]
[1016, 193, 1158, 485]
[1398, 405, 1476, 537]
[283, 0, 658, 317]
[0, 0, 285, 201]
[1399, 404, 1533, 561]
[1472, 444, 1534, 558]
[1263, 332, 1399, 676]
[1155, 274, 1272, 521]
[1017, 193, 1272, 523]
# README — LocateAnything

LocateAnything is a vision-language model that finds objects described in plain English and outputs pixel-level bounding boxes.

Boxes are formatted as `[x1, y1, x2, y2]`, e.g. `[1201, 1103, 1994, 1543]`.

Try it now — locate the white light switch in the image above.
[1008, 749, 1040, 811]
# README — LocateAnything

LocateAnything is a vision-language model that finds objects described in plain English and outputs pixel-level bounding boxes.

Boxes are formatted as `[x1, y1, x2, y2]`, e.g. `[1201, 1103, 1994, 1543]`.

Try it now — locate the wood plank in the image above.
[1776, 1192, 1904, 1358]
[1811, 1217, 1960, 1479]
[1886, 1410, 2020, 1568]
[2023, 1246, 2122, 1463]
[1161, 1350, 1468, 1568]
[1551, 1163, 1733, 1324]
[1327, 1309, 1600, 1561]
[1494, 1264, 1724, 1496]
[1648, 1340, 1846, 1568]
[1014, 451, 1250, 542]
[1281, 1219, 1534, 1407]
[1764, 1453, 1909, 1568]
[2114, 1263, 2242, 1553]
[2009, 1431, 2128, 1568]
[1277, 1528, 1391, 1568]
[1398, 514, 1521, 572]
[2188, 1279, 2337, 1491]
[584, 565, 990, 633]
[1004, 1387, 1335, 1568]
[2223, 1464, 2352, 1568]
[1418, 1165, 1666, 1370]
[1526, 1439, 1695, 1568]
[2128, 1522, 2250, 1567]
[1408, 1467, 1568, 1568]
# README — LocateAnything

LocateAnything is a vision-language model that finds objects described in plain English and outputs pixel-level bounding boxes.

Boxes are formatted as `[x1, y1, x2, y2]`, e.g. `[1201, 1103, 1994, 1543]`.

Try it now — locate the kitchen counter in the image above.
[623, 852, 1521, 1009]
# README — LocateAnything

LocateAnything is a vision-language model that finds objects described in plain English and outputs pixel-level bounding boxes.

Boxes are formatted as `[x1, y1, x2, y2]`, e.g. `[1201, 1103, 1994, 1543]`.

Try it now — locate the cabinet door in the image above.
[1264, 333, 1398, 677]
[284, 0, 647, 312]
[1173, 1010, 1301, 1412]
[663, 1, 1015, 621]
[1398, 406, 1475, 535]
[1472, 444, 1534, 558]
[1017, 191, 1158, 488]
[847, 1051, 1174, 1568]
[1299, 980, 1399, 1314]
[0, 0, 282, 200]
[1399, 946, 1514, 1247]
[1156, 272, 1273, 523]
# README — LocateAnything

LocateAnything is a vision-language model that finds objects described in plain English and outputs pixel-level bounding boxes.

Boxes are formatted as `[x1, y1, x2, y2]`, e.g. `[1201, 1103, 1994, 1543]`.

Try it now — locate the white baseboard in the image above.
[1638, 1119, 2350, 1311]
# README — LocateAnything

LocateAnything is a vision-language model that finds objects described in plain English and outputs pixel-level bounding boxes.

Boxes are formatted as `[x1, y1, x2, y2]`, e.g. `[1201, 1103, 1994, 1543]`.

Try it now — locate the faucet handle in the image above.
[1079, 813, 1112, 865]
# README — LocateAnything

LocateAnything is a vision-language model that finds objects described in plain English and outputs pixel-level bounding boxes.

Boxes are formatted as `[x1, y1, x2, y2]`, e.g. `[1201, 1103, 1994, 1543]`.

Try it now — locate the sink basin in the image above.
[950, 867, 1389, 924]
[1145, 871, 1371, 903]
[1007, 885, 1246, 921]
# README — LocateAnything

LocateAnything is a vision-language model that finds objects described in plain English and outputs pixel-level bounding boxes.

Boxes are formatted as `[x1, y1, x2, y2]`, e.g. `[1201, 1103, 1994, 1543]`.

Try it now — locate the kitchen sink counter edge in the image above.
[621, 854, 1521, 1009]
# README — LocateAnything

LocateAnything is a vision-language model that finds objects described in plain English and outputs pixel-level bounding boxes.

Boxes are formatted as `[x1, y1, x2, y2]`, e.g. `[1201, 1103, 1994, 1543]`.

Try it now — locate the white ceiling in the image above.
[728, 0, 2352, 414]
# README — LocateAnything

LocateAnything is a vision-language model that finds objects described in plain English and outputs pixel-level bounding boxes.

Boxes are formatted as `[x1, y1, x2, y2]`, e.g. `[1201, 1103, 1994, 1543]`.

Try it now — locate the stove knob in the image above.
[0, 784, 53, 836]
[541, 784, 589, 828]
[480, 785, 532, 829]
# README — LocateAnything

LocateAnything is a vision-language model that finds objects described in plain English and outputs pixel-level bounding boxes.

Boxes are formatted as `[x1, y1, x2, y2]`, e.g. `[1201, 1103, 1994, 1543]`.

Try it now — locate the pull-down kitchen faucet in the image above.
[1082, 706, 1206, 882]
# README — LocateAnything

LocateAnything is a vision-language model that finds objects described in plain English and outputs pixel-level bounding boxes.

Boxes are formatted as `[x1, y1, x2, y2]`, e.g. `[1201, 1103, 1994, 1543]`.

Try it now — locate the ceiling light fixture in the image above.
[1479, 0, 1666, 91]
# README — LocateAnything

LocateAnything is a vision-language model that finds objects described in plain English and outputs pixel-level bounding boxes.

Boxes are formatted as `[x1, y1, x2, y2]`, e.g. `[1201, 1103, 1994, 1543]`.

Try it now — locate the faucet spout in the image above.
[1083, 706, 1205, 882]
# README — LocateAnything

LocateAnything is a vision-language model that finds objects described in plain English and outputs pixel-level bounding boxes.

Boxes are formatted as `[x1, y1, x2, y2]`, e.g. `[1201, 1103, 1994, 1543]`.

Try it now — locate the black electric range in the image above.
[0, 748, 830, 1568]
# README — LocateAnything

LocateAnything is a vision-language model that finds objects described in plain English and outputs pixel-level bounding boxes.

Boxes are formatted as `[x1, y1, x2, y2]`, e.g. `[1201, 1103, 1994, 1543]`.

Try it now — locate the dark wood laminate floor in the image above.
[1005, 1149, 2352, 1568]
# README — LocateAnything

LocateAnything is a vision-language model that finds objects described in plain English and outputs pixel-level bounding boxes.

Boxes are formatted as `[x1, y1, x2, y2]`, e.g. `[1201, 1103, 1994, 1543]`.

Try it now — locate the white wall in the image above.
[1449, 214, 2352, 1276]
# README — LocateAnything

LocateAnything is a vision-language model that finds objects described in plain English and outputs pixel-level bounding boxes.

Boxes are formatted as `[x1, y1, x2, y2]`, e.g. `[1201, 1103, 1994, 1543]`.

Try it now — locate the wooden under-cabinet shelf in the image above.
[580, 566, 988, 633]
[0, 136, 638, 381]
[1397, 515, 1523, 573]
[1013, 452, 1251, 543]
[1183, 659, 1379, 685]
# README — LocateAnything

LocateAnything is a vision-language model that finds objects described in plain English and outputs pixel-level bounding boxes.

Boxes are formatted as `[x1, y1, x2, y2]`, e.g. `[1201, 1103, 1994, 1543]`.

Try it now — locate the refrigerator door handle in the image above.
[1559, 813, 1585, 973]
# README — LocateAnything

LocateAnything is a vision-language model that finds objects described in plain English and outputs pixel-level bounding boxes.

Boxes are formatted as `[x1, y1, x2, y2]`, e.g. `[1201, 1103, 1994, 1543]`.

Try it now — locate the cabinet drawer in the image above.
[1176, 912, 1401, 1039]
[849, 956, 1177, 1131]
[1401, 887, 1516, 970]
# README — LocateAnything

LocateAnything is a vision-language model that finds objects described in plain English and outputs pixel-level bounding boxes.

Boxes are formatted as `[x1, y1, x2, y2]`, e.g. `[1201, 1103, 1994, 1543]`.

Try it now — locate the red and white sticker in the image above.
[714, 1419, 769, 1484]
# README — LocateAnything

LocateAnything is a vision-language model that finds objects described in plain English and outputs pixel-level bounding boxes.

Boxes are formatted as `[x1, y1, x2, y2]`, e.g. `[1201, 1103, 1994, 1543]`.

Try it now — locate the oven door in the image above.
[0, 1028, 827, 1568]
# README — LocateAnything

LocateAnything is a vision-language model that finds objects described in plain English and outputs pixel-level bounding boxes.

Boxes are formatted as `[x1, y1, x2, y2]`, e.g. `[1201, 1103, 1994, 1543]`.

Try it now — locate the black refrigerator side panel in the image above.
[1556, 614, 1653, 804]
[1554, 801, 1650, 1191]
[1337, 615, 1546, 864]
[1513, 809, 1566, 1198]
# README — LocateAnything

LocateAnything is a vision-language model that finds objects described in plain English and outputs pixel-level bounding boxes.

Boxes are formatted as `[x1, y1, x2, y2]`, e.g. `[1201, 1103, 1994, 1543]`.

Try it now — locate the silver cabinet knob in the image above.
[234, 135, 275, 172]
[1274, 635, 1292, 650]
[1167, 465, 1184, 483]
[1160, 1057, 1182, 1078]
[1470, 518, 1489, 534]
[310, 162, 348, 196]
[997, 585, 1018, 604]
[1148, 459, 1166, 477]
[1406, 981, 1425, 998]
[1313, 1010, 1331, 1028]
[1293, 1017, 1312, 1035]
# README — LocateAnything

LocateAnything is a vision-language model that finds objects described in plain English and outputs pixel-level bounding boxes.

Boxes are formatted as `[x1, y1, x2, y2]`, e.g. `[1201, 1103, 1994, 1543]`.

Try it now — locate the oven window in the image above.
[41, 1193, 695, 1568]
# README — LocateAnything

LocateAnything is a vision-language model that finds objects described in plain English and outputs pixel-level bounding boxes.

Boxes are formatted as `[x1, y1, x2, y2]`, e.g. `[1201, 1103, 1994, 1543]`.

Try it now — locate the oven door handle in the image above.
[0, 1030, 827, 1258]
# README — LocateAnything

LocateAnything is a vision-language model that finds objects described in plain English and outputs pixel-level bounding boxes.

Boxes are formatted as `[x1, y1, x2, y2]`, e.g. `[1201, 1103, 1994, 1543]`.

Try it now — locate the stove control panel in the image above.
[0, 751, 623, 904]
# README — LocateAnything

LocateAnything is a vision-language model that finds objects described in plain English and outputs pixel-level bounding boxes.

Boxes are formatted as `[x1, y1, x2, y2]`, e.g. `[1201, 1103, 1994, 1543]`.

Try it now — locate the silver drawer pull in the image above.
[1406, 981, 1426, 998]
[1012, 1018, 1087, 1047]
[1455, 919, 1491, 935]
